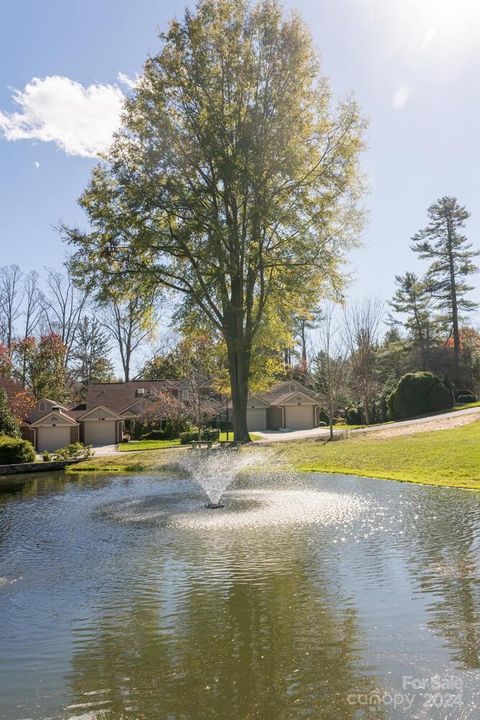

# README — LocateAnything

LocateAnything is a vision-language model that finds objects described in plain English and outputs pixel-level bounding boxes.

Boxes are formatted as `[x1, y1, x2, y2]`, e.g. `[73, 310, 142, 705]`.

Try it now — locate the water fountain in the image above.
[175, 447, 263, 508]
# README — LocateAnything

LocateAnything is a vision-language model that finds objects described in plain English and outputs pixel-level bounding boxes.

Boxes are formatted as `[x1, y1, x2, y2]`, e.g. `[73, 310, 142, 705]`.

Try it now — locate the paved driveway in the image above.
[255, 405, 480, 442]
[90, 444, 120, 455]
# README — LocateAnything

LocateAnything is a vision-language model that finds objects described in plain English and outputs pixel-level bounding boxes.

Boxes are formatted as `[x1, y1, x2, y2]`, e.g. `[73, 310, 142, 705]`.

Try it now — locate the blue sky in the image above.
[1, 0, 480, 309]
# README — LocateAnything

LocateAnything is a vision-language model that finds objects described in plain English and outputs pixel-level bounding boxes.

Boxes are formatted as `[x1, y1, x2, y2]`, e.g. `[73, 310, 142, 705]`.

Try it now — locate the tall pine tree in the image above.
[389, 272, 436, 370]
[411, 197, 478, 374]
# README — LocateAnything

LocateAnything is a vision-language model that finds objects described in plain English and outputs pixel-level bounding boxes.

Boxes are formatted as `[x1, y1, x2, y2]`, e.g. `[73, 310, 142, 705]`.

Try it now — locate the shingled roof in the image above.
[84, 381, 180, 413]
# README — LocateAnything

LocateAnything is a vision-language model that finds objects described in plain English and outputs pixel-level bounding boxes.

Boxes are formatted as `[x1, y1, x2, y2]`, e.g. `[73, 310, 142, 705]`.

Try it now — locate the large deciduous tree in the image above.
[344, 298, 383, 425]
[65, 0, 365, 440]
[411, 197, 478, 376]
[98, 291, 157, 382]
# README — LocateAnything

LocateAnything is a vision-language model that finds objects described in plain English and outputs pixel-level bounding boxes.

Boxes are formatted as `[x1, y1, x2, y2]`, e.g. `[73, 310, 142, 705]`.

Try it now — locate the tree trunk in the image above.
[226, 342, 251, 443]
[446, 215, 460, 375]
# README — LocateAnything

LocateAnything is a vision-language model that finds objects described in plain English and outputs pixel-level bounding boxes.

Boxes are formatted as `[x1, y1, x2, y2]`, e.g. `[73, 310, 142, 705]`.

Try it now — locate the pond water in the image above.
[1, 470, 480, 719]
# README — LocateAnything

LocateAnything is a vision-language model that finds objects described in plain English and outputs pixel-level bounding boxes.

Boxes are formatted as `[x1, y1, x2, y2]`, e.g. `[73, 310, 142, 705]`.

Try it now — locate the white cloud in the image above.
[34, 161, 40, 169]
[421, 26, 437, 50]
[392, 85, 410, 110]
[117, 71, 139, 90]
[0, 75, 125, 158]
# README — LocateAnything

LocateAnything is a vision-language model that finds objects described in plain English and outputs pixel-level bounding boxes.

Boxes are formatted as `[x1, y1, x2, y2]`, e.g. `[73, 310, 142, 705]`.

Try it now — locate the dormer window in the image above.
[136, 388, 145, 397]
[39, 402, 46, 412]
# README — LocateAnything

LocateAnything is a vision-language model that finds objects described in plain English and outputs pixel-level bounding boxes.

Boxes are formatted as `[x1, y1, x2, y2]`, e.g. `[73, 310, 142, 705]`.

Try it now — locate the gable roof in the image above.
[248, 380, 320, 407]
[30, 409, 78, 427]
[77, 404, 122, 421]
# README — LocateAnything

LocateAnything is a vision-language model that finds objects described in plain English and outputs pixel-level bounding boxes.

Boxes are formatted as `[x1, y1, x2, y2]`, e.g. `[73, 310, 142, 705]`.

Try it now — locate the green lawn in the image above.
[280, 419, 480, 490]
[117, 434, 261, 453]
[219, 432, 262, 442]
[118, 438, 181, 452]
[70, 418, 480, 491]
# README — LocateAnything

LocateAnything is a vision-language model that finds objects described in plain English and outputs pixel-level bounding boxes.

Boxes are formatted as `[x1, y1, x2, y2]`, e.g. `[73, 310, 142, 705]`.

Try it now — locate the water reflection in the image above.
[1, 472, 480, 719]
[66, 531, 384, 719]
[405, 489, 480, 669]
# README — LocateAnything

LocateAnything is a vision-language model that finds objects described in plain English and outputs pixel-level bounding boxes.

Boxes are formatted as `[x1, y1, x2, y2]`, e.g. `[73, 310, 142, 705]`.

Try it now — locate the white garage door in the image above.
[37, 426, 71, 452]
[247, 408, 267, 431]
[84, 421, 116, 446]
[285, 405, 314, 430]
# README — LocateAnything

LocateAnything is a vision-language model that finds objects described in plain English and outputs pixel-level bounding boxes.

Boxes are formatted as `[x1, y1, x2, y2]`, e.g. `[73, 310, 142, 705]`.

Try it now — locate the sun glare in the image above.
[369, 0, 480, 65]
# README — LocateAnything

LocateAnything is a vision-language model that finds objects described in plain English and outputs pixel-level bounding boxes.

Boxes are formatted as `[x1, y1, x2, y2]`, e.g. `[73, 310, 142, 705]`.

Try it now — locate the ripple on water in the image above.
[99, 488, 367, 531]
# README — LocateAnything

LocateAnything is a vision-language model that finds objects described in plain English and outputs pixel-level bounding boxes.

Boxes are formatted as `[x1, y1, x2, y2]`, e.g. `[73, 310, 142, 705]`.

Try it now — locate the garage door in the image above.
[246, 408, 267, 431]
[84, 421, 116, 446]
[37, 426, 71, 452]
[285, 405, 314, 430]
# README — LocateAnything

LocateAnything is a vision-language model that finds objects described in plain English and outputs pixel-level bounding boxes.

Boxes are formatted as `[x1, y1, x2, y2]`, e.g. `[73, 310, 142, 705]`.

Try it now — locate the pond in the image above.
[0, 469, 480, 719]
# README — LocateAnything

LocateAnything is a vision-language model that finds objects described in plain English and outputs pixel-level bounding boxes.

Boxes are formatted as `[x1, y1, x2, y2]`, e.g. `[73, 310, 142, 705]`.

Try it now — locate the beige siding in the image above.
[284, 404, 315, 430]
[84, 421, 117, 446]
[246, 408, 267, 431]
[37, 426, 72, 452]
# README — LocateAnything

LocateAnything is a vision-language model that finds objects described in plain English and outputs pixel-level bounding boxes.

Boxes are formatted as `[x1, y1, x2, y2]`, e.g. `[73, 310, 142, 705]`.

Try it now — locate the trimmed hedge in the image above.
[179, 428, 220, 445]
[0, 436, 36, 464]
[346, 406, 364, 425]
[455, 390, 477, 404]
[388, 372, 453, 420]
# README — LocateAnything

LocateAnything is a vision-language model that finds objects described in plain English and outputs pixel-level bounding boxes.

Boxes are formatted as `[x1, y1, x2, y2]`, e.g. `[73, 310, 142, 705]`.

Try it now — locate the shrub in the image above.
[455, 390, 477, 403]
[53, 443, 94, 461]
[0, 436, 35, 464]
[345, 407, 364, 425]
[388, 372, 453, 420]
[179, 428, 220, 445]
[319, 408, 335, 425]
[42, 450, 52, 462]
[141, 429, 166, 441]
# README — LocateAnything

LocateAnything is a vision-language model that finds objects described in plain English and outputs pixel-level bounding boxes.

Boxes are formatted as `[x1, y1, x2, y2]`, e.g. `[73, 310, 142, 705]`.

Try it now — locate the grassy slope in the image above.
[118, 439, 181, 453]
[67, 447, 184, 474]
[69, 419, 480, 491]
[278, 420, 480, 490]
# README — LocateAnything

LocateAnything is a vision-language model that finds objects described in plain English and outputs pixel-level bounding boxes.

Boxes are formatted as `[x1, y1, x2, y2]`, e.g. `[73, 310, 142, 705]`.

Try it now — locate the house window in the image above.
[39, 402, 45, 411]
[136, 388, 145, 397]
[181, 389, 190, 401]
[298, 402, 302, 406]
[99, 417, 105, 421]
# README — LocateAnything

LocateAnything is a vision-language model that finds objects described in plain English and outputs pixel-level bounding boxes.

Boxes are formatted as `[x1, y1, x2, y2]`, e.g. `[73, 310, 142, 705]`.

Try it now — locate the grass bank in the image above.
[118, 439, 181, 453]
[66, 447, 184, 474]
[279, 419, 480, 490]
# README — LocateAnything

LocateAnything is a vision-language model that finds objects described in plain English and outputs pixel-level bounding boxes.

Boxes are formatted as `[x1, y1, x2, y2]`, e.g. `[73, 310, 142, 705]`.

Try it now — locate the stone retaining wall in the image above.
[0, 459, 82, 476]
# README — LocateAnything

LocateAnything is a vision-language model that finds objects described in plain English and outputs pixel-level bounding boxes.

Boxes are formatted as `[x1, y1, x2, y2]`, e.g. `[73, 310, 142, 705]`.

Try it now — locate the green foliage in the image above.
[0, 436, 35, 464]
[388, 372, 453, 420]
[0, 388, 19, 437]
[72, 316, 114, 395]
[179, 428, 220, 444]
[411, 197, 478, 366]
[18, 333, 70, 403]
[389, 272, 436, 369]
[65, 0, 365, 440]
[345, 406, 364, 425]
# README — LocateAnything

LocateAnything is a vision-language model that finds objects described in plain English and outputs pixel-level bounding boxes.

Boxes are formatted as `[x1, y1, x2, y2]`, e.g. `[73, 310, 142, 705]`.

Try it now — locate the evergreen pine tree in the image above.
[411, 197, 478, 374]
[389, 272, 436, 370]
